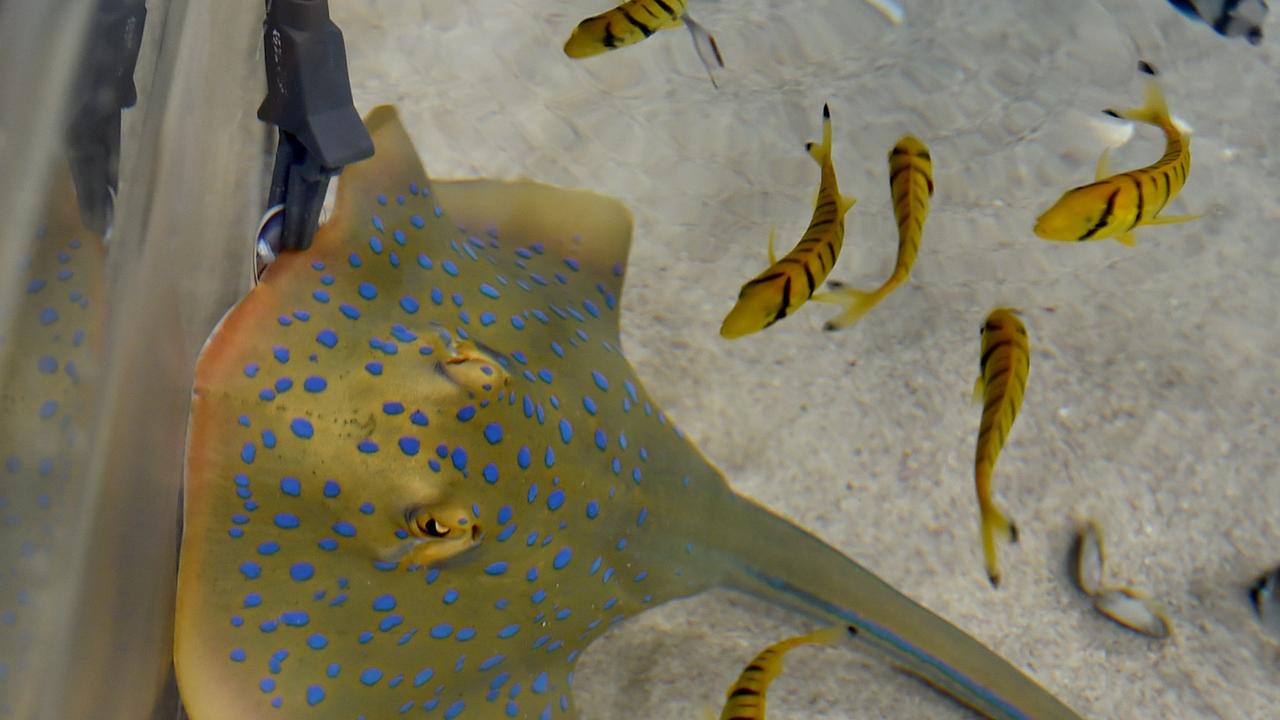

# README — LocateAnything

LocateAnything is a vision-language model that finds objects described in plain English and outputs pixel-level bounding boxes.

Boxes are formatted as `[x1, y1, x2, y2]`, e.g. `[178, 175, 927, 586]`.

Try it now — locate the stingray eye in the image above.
[408, 509, 452, 539]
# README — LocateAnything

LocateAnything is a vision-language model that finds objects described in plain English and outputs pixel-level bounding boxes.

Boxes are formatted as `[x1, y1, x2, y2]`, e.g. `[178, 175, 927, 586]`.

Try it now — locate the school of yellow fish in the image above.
[528, 2, 1211, 716]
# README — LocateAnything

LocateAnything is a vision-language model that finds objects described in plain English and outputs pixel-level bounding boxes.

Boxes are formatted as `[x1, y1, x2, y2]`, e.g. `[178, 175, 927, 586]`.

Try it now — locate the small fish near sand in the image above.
[175, 105, 1088, 720]
[720, 104, 857, 339]
[972, 308, 1031, 587]
[816, 134, 933, 331]
[1069, 520, 1172, 639]
[715, 626, 851, 720]
[1166, 0, 1268, 45]
[1034, 62, 1199, 247]
[563, 0, 725, 87]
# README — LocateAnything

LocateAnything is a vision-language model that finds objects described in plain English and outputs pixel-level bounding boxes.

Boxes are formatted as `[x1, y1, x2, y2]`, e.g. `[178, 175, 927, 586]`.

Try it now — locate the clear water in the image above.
[1, 0, 1276, 718]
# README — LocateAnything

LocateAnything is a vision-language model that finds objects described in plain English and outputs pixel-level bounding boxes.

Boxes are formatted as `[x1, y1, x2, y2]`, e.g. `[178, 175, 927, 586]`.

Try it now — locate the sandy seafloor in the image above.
[333, 1, 1280, 717]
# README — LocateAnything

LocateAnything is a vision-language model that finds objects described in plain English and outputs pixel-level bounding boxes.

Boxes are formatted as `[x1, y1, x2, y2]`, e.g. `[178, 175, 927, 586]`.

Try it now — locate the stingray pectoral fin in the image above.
[430, 178, 634, 304]
[709, 494, 1087, 720]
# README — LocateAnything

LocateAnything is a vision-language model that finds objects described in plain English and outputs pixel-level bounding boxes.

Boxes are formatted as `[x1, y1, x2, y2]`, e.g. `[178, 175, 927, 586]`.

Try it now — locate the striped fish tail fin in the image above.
[804, 103, 833, 164]
[817, 282, 888, 331]
[1103, 61, 1171, 129]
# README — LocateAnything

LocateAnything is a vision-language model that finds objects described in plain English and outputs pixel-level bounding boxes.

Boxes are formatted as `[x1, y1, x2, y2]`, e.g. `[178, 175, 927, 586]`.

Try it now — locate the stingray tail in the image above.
[706, 493, 1086, 720]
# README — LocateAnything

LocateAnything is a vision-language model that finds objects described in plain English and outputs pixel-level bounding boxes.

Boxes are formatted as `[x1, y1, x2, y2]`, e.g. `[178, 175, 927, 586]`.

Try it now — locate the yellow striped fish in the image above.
[1034, 62, 1198, 247]
[563, 0, 724, 85]
[972, 308, 1030, 587]
[717, 626, 850, 720]
[816, 135, 933, 330]
[720, 104, 857, 339]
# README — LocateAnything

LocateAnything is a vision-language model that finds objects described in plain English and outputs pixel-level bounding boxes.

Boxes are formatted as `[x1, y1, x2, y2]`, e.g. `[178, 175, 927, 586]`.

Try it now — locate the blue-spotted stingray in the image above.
[1, 166, 106, 718]
[174, 106, 1087, 720]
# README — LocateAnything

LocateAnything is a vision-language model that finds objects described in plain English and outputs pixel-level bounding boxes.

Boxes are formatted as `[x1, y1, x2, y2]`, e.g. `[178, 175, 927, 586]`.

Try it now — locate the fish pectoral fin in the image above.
[1145, 212, 1200, 226]
[971, 375, 985, 403]
[1115, 232, 1137, 247]
[840, 194, 858, 214]
[766, 225, 778, 264]
[1094, 147, 1112, 181]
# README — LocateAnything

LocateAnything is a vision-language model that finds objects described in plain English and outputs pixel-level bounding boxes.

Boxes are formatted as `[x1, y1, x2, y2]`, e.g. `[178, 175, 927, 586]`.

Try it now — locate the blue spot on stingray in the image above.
[586, 500, 599, 519]
[430, 623, 454, 639]
[480, 311, 496, 326]
[444, 700, 466, 720]
[230, 648, 246, 662]
[290, 418, 314, 439]
[637, 507, 649, 526]
[272, 378, 292, 395]
[544, 446, 555, 468]
[397, 437, 421, 456]
[451, 447, 468, 471]
[410, 410, 429, 426]
[316, 329, 337, 349]
[304, 376, 327, 392]
[480, 655, 506, 671]
[443, 260, 459, 276]
[348, 252, 362, 268]
[485, 562, 508, 576]
[271, 512, 298, 530]
[38, 400, 58, 419]
[332, 521, 356, 537]
[483, 423, 504, 444]
[593, 429, 607, 451]
[558, 419, 573, 444]
[583, 300, 600, 318]
[327, 663, 341, 679]
[339, 303, 361, 320]
[259, 678, 276, 693]
[244, 592, 262, 608]
[290, 562, 315, 582]
[538, 368, 554, 383]
[360, 668, 383, 686]
[281, 611, 309, 627]
[457, 405, 476, 422]
[240, 443, 257, 464]
[456, 627, 477, 641]
[258, 388, 276, 401]
[511, 315, 526, 330]
[323, 480, 340, 498]
[244, 363, 259, 377]
[38, 307, 58, 326]
[357, 440, 379, 454]
[280, 477, 301, 496]
[359, 502, 375, 515]
[379, 615, 404, 632]
[414, 668, 435, 687]
[516, 446, 531, 469]
[443, 588, 460, 605]
[479, 283, 500, 298]
[306, 685, 325, 706]
[532, 672, 549, 694]
[37, 356, 56, 374]
[547, 489, 565, 511]
[552, 548, 573, 570]
[555, 608, 570, 621]
[257, 541, 280, 555]
[240, 562, 261, 580]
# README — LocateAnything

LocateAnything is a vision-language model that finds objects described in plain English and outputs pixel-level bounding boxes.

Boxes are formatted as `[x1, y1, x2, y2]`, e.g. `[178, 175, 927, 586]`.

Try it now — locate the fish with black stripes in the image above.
[563, 0, 725, 86]
[817, 135, 933, 331]
[1166, 0, 1268, 45]
[972, 308, 1031, 587]
[1034, 62, 1199, 247]
[715, 626, 852, 720]
[720, 103, 857, 339]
